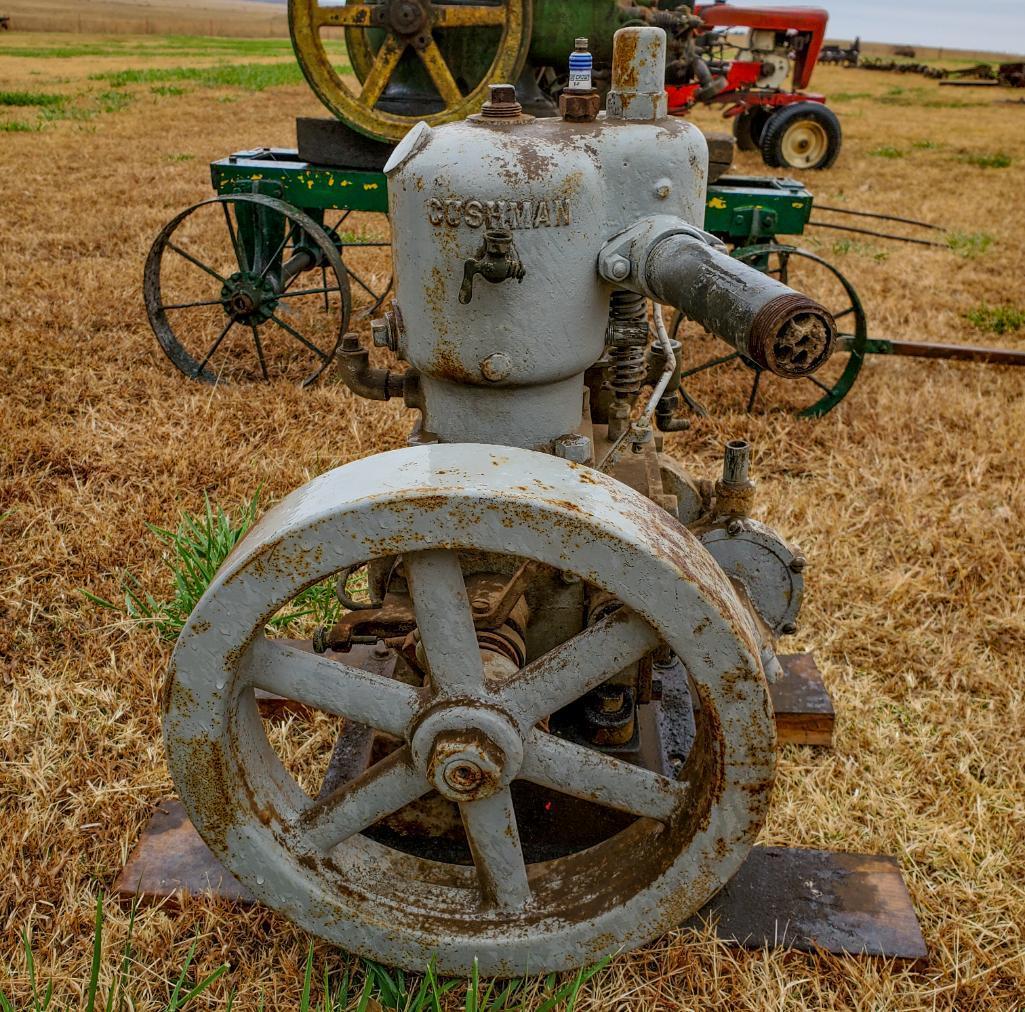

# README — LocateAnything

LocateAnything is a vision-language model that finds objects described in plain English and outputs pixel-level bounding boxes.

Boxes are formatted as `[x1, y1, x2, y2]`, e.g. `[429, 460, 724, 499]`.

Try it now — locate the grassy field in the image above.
[1, 0, 289, 37]
[2, 28, 1025, 1010]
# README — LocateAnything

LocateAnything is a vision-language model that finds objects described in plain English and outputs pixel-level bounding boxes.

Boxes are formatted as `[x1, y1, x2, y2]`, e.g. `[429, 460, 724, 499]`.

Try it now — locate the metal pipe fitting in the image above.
[337, 333, 407, 401]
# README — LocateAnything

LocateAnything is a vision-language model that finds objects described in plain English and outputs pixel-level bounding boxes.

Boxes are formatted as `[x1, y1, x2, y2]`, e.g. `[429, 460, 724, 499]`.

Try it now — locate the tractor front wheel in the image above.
[733, 106, 770, 152]
[760, 102, 841, 170]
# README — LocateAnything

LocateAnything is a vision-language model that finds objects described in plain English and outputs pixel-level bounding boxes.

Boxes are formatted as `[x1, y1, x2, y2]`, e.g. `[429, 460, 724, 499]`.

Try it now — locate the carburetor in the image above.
[163, 27, 836, 978]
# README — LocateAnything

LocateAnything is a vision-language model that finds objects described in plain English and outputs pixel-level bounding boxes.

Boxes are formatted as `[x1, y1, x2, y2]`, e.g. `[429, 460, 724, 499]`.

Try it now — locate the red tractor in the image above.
[664, 4, 842, 170]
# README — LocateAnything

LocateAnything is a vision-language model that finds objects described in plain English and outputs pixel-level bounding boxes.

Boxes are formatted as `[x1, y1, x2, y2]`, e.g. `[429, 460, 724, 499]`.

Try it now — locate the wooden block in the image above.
[772, 653, 835, 746]
[115, 803, 925, 961]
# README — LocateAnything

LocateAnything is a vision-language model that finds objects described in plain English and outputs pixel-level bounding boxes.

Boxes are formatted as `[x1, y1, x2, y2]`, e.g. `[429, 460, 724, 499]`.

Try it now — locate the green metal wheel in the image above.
[669, 245, 868, 417]
[144, 194, 351, 386]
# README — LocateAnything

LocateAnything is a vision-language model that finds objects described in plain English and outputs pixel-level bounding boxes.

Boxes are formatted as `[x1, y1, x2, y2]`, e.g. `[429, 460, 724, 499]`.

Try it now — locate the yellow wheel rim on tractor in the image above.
[779, 117, 830, 169]
[289, 1, 531, 143]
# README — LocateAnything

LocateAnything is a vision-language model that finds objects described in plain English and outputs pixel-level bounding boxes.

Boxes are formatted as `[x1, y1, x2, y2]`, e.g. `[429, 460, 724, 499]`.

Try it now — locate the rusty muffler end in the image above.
[748, 294, 836, 378]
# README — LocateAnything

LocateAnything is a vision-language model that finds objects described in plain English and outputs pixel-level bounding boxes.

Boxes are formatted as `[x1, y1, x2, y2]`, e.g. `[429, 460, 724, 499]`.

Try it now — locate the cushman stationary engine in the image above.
[163, 28, 837, 976]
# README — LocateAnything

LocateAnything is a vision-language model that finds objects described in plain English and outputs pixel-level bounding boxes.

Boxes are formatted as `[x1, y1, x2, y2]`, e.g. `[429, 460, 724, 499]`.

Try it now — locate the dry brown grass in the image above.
[1, 43, 1025, 1009]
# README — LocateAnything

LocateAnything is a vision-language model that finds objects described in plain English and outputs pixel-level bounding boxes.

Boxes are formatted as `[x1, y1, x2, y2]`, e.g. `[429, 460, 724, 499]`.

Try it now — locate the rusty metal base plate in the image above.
[114, 801, 924, 960]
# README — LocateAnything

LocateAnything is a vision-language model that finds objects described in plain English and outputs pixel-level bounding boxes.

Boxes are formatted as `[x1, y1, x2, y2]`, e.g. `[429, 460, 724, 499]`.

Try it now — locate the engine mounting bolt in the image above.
[781, 622, 798, 635]
[481, 352, 512, 381]
[605, 255, 631, 281]
[372, 639, 390, 659]
[789, 556, 807, 573]
[553, 433, 592, 464]
[726, 519, 744, 537]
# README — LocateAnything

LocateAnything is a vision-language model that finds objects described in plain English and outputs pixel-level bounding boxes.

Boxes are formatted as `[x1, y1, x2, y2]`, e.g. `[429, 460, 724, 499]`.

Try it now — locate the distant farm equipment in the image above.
[859, 56, 1025, 88]
[818, 37, 860, 67]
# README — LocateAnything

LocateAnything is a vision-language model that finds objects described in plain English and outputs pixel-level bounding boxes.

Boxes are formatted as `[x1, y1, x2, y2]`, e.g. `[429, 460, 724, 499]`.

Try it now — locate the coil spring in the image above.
[607, 291, 648, 396]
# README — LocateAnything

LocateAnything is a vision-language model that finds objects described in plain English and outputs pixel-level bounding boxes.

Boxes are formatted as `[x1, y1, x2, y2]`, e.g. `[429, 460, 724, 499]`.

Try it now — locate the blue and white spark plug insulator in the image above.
[568, 37, 593, 91]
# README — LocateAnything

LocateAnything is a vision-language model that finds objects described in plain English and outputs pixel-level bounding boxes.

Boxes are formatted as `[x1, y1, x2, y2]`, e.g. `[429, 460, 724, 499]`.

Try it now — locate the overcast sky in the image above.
[752, 0, 1025, 54]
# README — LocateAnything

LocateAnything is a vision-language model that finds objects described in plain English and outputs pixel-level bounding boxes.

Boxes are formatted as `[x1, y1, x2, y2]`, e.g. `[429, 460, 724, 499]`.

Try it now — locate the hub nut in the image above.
[427, 730, 506, 801]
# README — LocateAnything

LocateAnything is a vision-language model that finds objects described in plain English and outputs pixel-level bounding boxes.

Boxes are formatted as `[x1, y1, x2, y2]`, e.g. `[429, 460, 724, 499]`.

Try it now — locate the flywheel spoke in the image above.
[833, 305, 856, 321]
[297, 746, 427, 851]
[405, 549, 485, 695]
[361, 33, 407, 108]
[520, 731, 683, 823]
[431, 4, 507, 28]
[245, 637, 420, 737]
[461, 789, 531, 910]
[416, 37, 463, 106]
[500, 609, 659, 722]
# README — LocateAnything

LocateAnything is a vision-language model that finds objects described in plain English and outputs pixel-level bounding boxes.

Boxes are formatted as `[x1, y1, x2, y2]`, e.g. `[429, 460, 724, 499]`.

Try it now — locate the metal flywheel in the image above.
[163, 444, 775, 976]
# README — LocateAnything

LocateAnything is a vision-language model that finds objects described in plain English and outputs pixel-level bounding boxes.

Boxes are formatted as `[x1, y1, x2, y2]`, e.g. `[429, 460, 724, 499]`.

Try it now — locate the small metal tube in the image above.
[722, 440, 751, 486]
[642, 233, 836, 378]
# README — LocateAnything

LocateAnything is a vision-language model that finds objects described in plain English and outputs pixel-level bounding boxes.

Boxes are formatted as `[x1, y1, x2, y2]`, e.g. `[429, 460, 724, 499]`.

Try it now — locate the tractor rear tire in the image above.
[760, 102, 842, 170]
[733, 107, 770, 152]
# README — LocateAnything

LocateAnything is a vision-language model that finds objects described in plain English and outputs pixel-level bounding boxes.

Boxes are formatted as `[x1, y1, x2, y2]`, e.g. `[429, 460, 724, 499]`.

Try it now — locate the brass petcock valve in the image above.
[458, 228, 526, 304]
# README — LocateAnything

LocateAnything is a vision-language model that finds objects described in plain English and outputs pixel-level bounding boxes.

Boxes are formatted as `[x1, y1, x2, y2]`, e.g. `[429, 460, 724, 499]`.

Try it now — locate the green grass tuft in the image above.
[0, 120, 38, 132]
[0, 90, 65, 108]
[1, 907, 609, 1009]
[0, 894, 228, 1011]
[152, 84, 188, 97]
[869, 145, 905, 159]
[959, 151, 1012, 169]
[946, 231, 994, 258]
[97, 89, 134, 113]
[80, 491, 340, 640]
[964, 304, 1025, 335]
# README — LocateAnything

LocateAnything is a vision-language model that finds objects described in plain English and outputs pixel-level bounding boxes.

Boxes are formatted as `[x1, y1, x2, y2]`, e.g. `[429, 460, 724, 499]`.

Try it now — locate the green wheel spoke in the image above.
[168, 242, 226, 284]
[223, 201, 248, 272]
[746, 369, 763, 412]
[679, 351, 740, 380]
[193, 318, 235, 377]
[161, 297, 226, 311]
[251, 324, 269, 381]
[273, 286, 344, 300]
[270, 313, 331, 361]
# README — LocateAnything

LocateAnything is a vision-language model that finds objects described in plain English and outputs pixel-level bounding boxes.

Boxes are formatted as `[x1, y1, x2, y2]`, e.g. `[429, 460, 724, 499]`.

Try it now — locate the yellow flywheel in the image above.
[289, 1, 532, 143]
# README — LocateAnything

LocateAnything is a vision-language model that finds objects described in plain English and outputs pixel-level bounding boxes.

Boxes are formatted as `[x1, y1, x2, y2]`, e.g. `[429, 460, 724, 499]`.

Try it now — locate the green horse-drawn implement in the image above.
[144, 0, 1024, 417]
